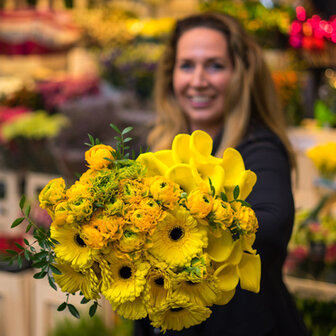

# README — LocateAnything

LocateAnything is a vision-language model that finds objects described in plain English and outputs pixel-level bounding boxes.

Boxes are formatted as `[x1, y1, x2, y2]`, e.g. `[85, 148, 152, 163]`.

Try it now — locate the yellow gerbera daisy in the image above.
[150, 295, 212, 332]
[144, 268, 172, 311]
[52, 262, 100, 300]
[175, 276, 217, 307]
[101, 253, 150, 304]
[50, 225, 95, 269]
[111, 296, 148, 320]
[148, 206, 207, 268]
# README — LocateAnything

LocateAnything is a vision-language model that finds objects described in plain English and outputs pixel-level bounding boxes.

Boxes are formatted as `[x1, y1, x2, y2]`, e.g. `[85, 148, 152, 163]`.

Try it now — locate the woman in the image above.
[135, 12, 309, 336]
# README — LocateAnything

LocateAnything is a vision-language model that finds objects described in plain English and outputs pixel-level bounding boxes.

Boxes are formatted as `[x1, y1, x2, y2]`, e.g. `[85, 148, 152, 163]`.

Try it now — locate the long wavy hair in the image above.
[147, 12, 295, 168]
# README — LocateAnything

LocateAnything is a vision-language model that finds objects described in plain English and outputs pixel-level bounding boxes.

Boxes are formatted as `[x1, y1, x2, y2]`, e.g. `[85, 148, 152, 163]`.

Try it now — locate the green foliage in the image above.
[49, 315, 133, 336]
[314, 100, 336, 128]
[296, 297, 336, 336]
[109, 123, 133, 160]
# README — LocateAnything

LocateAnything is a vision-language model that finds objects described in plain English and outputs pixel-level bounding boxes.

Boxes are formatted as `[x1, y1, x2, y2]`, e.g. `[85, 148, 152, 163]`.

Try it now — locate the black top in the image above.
[134, 123, 309, 336]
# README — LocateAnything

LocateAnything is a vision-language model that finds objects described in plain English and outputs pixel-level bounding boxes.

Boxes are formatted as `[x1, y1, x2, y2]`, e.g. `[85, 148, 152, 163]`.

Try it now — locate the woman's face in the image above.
[173, 27, 234, 133]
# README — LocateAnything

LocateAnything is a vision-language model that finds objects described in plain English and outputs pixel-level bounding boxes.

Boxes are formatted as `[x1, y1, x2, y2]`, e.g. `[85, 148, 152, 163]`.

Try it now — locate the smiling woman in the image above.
[135, 11, 309, 336]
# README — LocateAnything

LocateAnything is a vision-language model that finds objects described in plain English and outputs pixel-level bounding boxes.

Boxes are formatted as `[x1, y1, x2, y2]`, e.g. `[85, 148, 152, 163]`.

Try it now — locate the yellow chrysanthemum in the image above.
[53, 262, 100, 300]
[50, 225, 95, 269]
[148, 206, 207, 268]
[39, 177, 66, 209]
[150, 295, 212, 332]
[186, 188, 213, 218]
[101, 253, 150, 304]
[85, 144, 115, 170]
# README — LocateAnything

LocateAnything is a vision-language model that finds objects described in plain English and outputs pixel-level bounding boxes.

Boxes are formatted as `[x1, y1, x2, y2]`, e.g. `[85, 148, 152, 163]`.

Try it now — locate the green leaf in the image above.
[123, 137, 132, 143]
[33, 271, 47, 279]
[110, 123, 121, 134]
[5, 249, 18, 255]
[57, 302, 67, 311]
[32, 251, 49, 260]
[68, 304, 80, 319]
[221, 192, 228, 202]
[48, 275, 57, 291]
[25, 222, 32, 233]
[121, 126, 133, 135]
[19, 195, 26, 210]
[81, 297, 91, 304]
[14, 242, 24, 250]
[25, 204, 31, 217]
[17, 254, 23, 268]
[49, 238, 60, 245]
[24, 249, 31, 261]
[89, 302, 98, 317]
[33, 261, 47, 268]
[11, 217, 25, 228]
[50, 264, 62, 275]
[23, 238, 29, 246]
[233, 185, 240, 200]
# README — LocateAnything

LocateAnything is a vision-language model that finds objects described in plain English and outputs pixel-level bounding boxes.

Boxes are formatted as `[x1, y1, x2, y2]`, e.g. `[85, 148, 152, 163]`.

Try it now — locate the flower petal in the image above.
[165, 164, 197, 193]
[137, 152, 168, 176]
[238, 252, 261, 293]
[172, 133, 190, 163]
[214, 264, 239, 291]
[206, 229, 233, 262]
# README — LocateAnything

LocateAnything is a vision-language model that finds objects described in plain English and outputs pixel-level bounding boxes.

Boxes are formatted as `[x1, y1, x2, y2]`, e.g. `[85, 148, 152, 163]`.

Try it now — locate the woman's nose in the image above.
[190, 66, 208, 87]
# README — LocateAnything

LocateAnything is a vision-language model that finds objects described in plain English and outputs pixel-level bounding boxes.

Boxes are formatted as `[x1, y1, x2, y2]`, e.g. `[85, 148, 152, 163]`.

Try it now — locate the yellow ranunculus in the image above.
[186, 188, 213, 218]
[39, 177, 66, 209]
[85, 144, 115, 170]
[232, 202, 259, 234]
[210, 198, 234, 228]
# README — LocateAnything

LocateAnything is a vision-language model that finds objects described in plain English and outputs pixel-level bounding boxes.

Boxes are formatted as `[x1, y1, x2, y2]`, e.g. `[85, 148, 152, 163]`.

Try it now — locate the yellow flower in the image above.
[39, 177, 66, 209]
[116, 225, 147, 253]
[210, 198, 234, 228]
[150, 295, 212, 332]
[127, 207, 157, 233]
[66, 180, 93, 202]
[148, 206, 207, 268]
[118, 178, 145, 204]
[111, 296, 148, 320]
[81, 224, 105, 249]
[85, 144, 115, 170]
[232, 202, 259, 234]
[175, 276, 217, 307]
[50, 225, 95, 269]
[144, 268, 172, 311]
[105, 198, 125, 216]
[53, 261, 100, 300]
[101, 253, 150, 304]
[206, 229, 234, 263]
[186, 188, 213, 218]
[147, 176, 180, 209]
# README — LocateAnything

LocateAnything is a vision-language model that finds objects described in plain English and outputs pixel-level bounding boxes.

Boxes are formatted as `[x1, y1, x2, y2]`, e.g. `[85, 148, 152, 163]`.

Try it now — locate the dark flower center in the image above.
[154, 277, 164, 286]
[170, 307, 184, 312]
[119, 266, 132, 279]
[75, 234, 86, 247]
[186, 280, 197, 286]
[169, 227, 184, 241]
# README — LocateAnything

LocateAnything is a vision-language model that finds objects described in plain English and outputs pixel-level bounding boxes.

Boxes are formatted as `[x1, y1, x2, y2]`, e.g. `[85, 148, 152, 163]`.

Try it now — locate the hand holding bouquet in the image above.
[8, 125, 260, 332]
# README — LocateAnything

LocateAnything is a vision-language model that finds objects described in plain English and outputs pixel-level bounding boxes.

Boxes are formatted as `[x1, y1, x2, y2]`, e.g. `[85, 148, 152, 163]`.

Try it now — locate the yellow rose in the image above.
[211, 199, 234, 228]
[186, 189, 213, 218]
[85, 144, 115, 170]
[39, 177, 66, 209]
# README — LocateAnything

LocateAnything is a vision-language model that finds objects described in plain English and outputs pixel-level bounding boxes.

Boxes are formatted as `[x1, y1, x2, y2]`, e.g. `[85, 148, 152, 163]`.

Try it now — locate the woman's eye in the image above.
[208, 63, 225, 71]
[178, 62, 194, 71]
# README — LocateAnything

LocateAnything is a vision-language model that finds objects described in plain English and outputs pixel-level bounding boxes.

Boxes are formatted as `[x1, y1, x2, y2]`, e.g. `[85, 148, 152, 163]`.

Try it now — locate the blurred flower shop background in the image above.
[0, 0, 336, 335]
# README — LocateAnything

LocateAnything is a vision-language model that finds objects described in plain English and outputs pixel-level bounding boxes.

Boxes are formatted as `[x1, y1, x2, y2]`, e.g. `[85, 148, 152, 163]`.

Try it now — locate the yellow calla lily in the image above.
[237, 252, 261, 293]
[172, 133, 191, 163]
[137, 152, 168, 176]
[214, 263, 239, 291]
[154, 150, 175, 167]
[190, 130, 213, 157]
[213, 288, 236, 305]
[206, 229, 233, 262]
[165, 164, 197, 193]
[225, 239, 243, 265]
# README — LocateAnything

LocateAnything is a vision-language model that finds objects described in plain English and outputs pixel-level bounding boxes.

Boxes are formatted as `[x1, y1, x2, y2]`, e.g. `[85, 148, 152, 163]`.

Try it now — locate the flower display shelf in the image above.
[284, 275, 336, 302]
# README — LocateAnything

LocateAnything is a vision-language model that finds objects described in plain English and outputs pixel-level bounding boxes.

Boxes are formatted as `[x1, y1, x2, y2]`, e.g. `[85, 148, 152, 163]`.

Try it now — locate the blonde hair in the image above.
[148, 12, 295, 169]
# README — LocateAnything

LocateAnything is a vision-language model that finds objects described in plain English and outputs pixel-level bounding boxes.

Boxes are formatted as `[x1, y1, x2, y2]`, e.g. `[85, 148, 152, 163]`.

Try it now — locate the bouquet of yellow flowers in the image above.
[8, 125, 260, 332]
